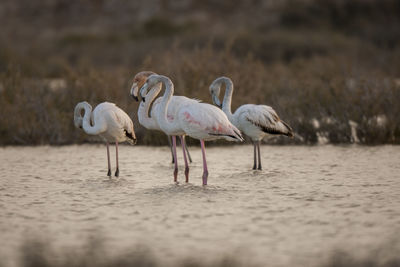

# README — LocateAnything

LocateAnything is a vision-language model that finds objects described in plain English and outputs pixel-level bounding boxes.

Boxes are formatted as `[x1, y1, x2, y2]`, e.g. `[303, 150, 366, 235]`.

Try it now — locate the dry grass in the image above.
[0, 0, 399, 145]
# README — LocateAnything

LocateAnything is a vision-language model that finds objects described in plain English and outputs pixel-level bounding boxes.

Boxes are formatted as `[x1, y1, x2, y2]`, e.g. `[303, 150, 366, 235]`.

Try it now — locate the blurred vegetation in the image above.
[0, 0, 399, 145]
[6, 237, 400, 267]
[14, 237, 243, 267]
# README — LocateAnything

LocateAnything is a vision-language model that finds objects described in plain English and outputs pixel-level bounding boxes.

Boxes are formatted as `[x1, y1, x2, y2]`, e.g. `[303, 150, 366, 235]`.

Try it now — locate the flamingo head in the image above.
[74, 101, 91, 129]
[74, 113, 83, 129]
[139, 74, 165, 102]
[130, 71, 156, 101]
[209, 78, 225, 108]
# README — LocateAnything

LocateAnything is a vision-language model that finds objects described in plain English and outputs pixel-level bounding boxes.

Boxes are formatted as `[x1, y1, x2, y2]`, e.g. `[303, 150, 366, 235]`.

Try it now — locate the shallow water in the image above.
[0, 145, 399, 266]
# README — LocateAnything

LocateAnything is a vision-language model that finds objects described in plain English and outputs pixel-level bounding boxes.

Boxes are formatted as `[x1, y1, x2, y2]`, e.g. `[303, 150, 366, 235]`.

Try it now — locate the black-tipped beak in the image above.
[212, 94, 222, 109]
[130, 82, 139, 102]
[131, 95, 139, 102]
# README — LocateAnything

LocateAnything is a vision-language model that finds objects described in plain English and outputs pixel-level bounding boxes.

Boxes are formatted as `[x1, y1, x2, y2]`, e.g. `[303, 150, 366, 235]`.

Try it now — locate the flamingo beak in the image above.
[212, 94, 222, 108]
[130, 82, 139, 101]
[140, 83, 149, 102]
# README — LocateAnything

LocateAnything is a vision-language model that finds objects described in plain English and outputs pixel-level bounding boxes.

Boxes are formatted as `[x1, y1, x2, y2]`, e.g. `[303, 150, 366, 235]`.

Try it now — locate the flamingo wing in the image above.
[97, 103, 136, 144]
[113, 108, 136, 143]
[179, 103, 243, 141]
[238, 104, 293, 137]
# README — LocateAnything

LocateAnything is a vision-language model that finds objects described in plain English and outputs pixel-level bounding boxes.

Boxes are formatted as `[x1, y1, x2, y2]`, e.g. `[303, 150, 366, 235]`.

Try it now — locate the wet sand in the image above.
[0, 145, 399, 266]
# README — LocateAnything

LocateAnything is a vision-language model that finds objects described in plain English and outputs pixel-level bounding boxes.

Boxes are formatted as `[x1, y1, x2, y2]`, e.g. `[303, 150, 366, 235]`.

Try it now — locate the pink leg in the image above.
[106, 142, 111, 177]
[172, 136, 178, 182]
[200, 140, 208, 185]
[168, 135, 175, 164]
[180, 136, 190, 183]
[115, 141, 119, 177]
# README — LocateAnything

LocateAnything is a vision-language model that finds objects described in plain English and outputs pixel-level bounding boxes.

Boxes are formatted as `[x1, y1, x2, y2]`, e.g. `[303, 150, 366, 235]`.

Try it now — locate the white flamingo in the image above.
[209, 77, 293, 170]
[74, 101, 136, 177]
[130, 71, 195, 182]
[140, 74, 243, 185]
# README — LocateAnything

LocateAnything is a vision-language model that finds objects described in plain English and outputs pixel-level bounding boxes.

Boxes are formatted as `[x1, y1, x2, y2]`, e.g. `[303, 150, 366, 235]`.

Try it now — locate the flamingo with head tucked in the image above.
[209, 77, 293, 170]
[130, 71, 195, 182]
[74, 101, 136, 177]
[140, 74, 243, 185]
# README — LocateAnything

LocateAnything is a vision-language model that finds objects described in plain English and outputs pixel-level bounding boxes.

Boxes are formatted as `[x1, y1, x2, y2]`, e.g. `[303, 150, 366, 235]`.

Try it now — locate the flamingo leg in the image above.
[184, 137, 193, 163]
[172, 136, 178, 182]
[106, 142, 112, 177]
[115, 141, 120, 177]
[257, 140, 262, 170]
[180, 136, 190, 183]
[252, 141, 257, 170]
[168, 135, 175, 164]
[200, 140, 208, 185]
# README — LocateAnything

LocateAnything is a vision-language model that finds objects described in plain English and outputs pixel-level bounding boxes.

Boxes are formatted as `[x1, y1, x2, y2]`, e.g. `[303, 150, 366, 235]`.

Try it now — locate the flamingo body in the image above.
[178, 102, 242, 141]
[92, 102, 136, 143]
[153, 96, 199, 136]
[233, 104, 293, 142]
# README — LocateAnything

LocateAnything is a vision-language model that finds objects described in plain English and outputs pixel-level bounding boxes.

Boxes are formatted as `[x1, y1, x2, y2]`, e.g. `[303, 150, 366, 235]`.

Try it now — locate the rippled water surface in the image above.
[1, 145, 399, 266]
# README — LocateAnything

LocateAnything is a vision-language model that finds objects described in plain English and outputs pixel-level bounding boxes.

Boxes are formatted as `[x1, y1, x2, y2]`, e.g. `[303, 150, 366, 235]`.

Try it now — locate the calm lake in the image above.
[0, 145, 399, 266]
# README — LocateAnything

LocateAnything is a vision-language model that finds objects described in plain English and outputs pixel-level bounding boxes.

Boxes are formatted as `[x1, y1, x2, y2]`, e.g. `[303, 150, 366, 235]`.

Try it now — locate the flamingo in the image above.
[74, 101, 137, 177]
[209, 77, 293, 170]
[130, 71, 195, 182]
[130, 71, 193, 164]
[140, 74, 243, 185]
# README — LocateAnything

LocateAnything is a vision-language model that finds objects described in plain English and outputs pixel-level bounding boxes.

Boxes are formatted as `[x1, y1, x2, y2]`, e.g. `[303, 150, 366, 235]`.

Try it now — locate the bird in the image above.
[209, 77, 293, 170]
[74, 101, 136, 177]
[140, 74, 243, 185]
[130, 71, 195, 182]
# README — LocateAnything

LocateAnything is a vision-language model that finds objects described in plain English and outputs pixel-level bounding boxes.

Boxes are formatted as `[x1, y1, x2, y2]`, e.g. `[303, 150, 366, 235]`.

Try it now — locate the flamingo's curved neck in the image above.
[157, 76, 175, 130]
[138, 82, 162, 129]
[222, 80, 234, 122]
[74, 105, 83, 127]
[80, 102, 104, 135]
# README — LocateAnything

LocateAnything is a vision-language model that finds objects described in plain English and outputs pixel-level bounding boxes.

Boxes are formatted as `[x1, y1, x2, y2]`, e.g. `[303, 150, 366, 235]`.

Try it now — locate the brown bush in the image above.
[0, 0, 399, 145]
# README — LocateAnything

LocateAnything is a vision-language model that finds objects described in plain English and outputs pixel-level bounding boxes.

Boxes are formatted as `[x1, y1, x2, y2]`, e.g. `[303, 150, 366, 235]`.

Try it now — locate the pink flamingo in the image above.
[130, 71, 197, 182]
[140, 74, 243, 185]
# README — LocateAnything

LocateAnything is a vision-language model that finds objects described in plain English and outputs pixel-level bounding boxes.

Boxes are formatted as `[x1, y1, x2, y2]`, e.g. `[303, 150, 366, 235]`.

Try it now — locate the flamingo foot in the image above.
[252, 165, 257, 170]
[107, 169, 112, 177]
[115, 168, 119, 177]
[185, 166, 189, 183]
[174, 168, 178, 182]
[202, 170, 209, 186]
[257, 166, 262, 170]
